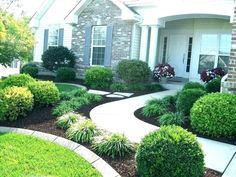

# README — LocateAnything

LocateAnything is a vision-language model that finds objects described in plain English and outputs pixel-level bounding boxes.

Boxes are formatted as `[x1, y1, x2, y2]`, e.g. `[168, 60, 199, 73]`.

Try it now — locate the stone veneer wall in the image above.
[222, 7, 236, 93]
[71, 0, 135, 77]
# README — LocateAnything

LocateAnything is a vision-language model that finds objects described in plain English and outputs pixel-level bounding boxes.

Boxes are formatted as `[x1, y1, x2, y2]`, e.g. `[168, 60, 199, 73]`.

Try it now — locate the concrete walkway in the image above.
[90, 90, 236, 175]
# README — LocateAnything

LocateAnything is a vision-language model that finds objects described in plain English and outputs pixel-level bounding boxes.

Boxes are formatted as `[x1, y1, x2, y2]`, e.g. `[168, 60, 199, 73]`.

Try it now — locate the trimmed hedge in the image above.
[117, 60, 151, 84]
[56, 67, 76, 82]
[85, 67, 113, 89]
[190, 93, 236, 137]
[42, 46, 75, 71]
[136, 126, 204, 177]
[0, 86, 34, 121]
[2, 74, 36, 88]
[21, 63, 38, 78]
[28, 81, 60, 106]
[205, 78, 221, 93]
[176, 88, 206, 115]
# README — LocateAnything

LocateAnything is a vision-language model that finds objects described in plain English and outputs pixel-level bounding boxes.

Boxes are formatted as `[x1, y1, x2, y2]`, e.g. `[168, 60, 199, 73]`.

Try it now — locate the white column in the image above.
[139, 26, 149, 62]
[148, 25, 159, 70]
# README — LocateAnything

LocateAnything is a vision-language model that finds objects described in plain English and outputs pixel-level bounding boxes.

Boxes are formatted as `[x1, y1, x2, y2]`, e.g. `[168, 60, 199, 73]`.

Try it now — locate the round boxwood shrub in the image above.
[117, 60, 151, 84]
[28, 81, 60, 106]
[176, 88, 206, 115]
[205, 78, 221, 93]
[42, 46, 75, 71]
[21, 63, 38, 78]
[190, 93, 236, 137]
[2, 74, 36, 88]
[56, 67, 76, 82]
[0, 86, 34, 121]
[85, 67, 113, 89]
[136, 125, 204, 177]
[182, 82, 205, 91]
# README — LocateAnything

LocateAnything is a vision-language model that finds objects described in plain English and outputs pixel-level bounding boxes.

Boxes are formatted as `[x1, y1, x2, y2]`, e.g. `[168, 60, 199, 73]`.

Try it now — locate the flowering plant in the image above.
[153, 64, 175, 80]
[200, 67, 225, 83]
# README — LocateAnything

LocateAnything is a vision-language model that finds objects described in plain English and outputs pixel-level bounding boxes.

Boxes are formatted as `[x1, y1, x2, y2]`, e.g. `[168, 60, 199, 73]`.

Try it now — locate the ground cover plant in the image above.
[0, 133, 102, 177]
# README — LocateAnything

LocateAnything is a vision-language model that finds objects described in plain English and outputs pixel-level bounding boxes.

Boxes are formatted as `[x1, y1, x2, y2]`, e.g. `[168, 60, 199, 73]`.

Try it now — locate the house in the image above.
[30, 0, 235, 82]
[0, 60, 20, 78]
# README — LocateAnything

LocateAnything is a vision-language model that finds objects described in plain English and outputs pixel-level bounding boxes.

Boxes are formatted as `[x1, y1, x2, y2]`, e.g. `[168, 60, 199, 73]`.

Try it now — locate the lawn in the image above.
[0, 133, 102, 177]
[55, 83, 81, 92]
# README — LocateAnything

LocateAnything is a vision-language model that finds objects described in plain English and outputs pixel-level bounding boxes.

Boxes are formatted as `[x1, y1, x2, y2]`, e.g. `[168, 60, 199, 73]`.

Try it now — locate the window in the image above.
[198, 34, 231, 73]
[186, 37, 193, 72]
[91, 26, 107, 65]
[162, 37, 168, 63]
[48, 27, 59, 48]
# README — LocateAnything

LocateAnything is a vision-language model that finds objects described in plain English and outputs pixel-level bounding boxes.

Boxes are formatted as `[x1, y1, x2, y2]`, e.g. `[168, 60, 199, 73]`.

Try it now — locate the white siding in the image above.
[0, 63, 20, 78]
[131, 24, 141, 59]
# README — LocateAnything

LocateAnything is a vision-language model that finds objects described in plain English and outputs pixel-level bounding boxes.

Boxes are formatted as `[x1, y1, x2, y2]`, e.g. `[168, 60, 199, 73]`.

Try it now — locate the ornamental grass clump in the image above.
[66, 120, 98, 144]
[182, 82, 205, 91]
[142, 99, 167, 118]
[159, 112, 185, 126]
[136, 125, 204, 177]
[93, 133, 134, 159]
[56, 113, 78, 130]
[190, 93, 236, 137]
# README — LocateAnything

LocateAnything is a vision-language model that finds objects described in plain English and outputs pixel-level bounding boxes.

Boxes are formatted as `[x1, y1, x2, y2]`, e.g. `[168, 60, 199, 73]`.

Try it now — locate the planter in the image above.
[160, 77, 168, 84]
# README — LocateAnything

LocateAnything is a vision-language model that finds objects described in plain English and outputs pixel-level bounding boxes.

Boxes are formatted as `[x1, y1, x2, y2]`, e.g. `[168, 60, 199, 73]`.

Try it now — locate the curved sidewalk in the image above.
[0, 127, 120, 177]
[90, 90, 236, 175]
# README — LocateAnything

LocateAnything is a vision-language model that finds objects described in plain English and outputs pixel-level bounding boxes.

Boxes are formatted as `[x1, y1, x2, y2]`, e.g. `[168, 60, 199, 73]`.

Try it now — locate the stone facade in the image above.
[71, 0, 135, 77]
[222, 7, 236, 93]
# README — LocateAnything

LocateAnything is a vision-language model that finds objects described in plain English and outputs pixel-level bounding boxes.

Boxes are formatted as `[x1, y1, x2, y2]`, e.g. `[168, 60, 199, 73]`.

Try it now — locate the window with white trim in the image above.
[91, 26, 107, 65]
[198, 34, 231, 73]
[48, 27, 59, 48]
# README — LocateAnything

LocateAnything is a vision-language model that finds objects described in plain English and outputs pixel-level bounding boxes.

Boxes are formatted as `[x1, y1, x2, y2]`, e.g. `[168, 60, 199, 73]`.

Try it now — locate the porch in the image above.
[139, 16, 232, 82]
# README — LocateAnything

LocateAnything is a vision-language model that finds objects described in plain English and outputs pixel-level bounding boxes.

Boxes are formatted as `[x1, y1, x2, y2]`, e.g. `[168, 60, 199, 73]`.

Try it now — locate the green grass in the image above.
[55, 83, 80, 93]
[0, 133, 102, 177]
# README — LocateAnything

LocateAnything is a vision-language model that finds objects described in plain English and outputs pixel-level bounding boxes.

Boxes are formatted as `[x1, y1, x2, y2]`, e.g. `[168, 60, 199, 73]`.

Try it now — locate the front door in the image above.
[168, 34, 190, 78]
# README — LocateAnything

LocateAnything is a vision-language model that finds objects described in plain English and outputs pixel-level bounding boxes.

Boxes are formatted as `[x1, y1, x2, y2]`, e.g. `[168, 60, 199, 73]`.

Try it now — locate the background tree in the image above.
[0, 10, 34, 66]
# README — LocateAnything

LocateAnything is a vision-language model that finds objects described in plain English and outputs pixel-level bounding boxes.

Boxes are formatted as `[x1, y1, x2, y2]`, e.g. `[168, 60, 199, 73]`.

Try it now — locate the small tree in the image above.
[0, 10, 34, 66]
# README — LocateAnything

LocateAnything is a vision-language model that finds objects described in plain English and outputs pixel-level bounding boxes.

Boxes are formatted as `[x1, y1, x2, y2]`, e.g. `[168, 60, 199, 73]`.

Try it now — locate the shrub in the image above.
[110, 83, 128, 92]
[0, 87, 33, 121]
[205, 78, 221, 93]
[28, 81, 60, 106]
[159, 112, 185, 126]
[144, 83, 164, 92]
[85, 67, 113, 89]
[53, 97, 90, 117]
[21, 63, 38, 78]
[42, 46, 75, 71]
[93, 133, 134, 159]
[56, 113, 78, 130]
[83, 93, 102, 102]
[142, 99, 167, 118]
[56, 67, 76, 82]
[66, 120, 98, 144]
[136, 126, 204, 177]
[117, 60, 151, 84]
[176, 89, 206, 115]
[128, 83, 146, 91]
[190, 93, 236, 137]
[2, 74, 36, 88]
[182, 82, 205, 91]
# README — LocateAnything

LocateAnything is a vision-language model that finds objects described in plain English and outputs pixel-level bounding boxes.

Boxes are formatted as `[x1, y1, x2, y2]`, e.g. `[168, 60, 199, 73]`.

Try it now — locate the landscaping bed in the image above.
[0, 96, 222, 177]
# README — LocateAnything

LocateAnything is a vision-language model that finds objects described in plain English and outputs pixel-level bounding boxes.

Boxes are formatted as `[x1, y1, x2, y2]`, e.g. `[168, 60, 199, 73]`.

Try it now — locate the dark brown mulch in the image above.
[0, 96, 222, 177]
[134, 108, 236, 145]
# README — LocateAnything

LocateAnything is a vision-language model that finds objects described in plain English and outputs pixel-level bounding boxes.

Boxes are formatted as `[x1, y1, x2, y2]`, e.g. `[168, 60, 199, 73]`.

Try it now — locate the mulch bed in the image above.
[0, 88, 222, 177]
[134, 108, 236, 146]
